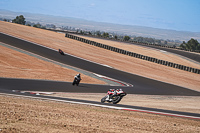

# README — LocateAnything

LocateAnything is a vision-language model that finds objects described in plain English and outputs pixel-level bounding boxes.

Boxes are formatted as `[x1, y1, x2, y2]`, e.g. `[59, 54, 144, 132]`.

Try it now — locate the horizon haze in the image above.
[1, 9, 200, 42]
[0, 0, 200, 32]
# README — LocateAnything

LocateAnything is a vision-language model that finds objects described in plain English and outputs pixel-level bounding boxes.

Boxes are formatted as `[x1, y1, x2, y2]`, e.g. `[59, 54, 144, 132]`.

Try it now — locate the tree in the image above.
[26, 23, 31, 26]
[33, 23, 41, 28]
[102, 32, 109, 38]
[114, 35, 118, 40]
[180, 38, 200, 50]
[180, 41, 186, 49]
[46, 24, 56, 29]
[96, 31, 101, 36]
[80, 30, 84, 34]
[12, 15, 26, 25]
[187, 38, 199, 50]
[156, 40, 161, 45]
[41, 26, 46, 29]
[123, 36, 130, 41]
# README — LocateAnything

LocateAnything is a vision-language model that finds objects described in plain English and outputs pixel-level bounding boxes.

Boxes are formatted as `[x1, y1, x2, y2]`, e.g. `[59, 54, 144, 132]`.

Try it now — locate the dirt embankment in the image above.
[0, 95, 200, 133]
[0, 21, 200, 91]
[0, 44, 105, 84]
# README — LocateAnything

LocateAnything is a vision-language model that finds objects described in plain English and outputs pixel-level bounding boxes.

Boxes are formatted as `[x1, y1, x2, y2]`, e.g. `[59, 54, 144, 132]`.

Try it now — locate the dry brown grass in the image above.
[0, 44, 105, 84]
[0, 95, 199, 133]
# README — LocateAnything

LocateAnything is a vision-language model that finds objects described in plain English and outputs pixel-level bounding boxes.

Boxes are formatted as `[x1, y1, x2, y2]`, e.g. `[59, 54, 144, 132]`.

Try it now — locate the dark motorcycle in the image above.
[101, 89, 127, 104]
[72, 78, 81, 86]
[58, 49, 65, 55]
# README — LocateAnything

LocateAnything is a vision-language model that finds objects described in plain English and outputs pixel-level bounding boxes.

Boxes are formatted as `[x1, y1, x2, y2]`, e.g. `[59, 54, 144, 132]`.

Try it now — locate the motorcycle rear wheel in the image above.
[112, 96, 121, 104]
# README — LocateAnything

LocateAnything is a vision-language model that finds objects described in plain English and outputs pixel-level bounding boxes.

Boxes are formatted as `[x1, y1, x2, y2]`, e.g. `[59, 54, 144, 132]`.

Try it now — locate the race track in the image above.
[1, 88, 200, 120]
[0, 32, 200, 96]
[1, 32, 200, 120]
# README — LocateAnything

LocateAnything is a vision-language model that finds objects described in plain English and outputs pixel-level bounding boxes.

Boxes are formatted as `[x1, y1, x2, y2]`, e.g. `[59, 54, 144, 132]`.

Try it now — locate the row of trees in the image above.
[78, 30, 172, 45]
[180, 38, 200, 51]
[131, 36, 167, 45]
[11, 15, 56, 29]
[77, 30, 131, 41]
[77, 30, 177, 45]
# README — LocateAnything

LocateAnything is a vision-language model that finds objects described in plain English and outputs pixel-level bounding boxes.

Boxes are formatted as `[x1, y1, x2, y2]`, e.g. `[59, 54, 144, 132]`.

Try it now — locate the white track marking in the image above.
[93, 73, 133, 87]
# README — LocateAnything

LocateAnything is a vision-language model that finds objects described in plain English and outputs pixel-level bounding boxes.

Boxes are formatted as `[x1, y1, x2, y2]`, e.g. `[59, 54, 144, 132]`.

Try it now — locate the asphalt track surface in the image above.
[0, 88, 200, 120]
[0, 32, 200, 96]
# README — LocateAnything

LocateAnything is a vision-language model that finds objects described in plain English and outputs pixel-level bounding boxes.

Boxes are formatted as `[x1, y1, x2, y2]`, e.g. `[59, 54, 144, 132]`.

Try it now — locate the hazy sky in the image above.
[0, 0, 200, 32]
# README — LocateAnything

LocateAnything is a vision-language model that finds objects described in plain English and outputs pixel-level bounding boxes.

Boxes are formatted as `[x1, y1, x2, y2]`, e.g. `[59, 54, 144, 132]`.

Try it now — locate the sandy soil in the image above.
[0, 44, 105, 85]
[0, 21, 200, 92]
[0, 95, 200, 133]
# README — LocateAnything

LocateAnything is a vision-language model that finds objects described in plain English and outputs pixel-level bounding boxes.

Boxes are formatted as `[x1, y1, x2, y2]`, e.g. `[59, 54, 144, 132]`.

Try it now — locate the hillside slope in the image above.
[0, 44, 105, 84]
[0, 21, 200, 91]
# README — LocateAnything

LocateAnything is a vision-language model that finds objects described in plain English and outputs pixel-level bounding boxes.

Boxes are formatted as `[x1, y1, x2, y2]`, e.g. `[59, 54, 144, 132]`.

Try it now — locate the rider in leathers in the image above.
[107, 89, 118, 101]
[74, 73, 81, 82]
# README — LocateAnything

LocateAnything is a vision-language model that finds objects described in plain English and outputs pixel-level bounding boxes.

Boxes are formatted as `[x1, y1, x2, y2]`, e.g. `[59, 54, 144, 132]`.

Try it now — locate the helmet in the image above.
[76, 73, 81, 77]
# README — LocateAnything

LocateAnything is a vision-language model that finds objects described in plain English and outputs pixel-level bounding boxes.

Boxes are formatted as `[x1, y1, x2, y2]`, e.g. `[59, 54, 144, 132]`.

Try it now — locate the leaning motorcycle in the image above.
[72, 78, 81, 86]
[58, 49, 65, 55]
[101, 89, 127, 104]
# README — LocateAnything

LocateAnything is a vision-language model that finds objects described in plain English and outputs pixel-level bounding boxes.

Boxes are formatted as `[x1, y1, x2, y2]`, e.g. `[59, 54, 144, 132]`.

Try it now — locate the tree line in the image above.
[8, 15, 56, 29]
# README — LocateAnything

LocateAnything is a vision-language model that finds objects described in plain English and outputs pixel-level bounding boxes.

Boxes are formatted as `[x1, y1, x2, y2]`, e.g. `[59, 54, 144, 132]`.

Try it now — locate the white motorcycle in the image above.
[101, 89, 127, 104]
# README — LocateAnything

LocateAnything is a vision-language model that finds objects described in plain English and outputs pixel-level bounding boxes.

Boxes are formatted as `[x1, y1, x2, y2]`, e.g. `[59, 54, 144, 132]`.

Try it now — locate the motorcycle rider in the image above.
[58, 49, 64, 55]
[101, 88, 126, 104]
[74, 73, 81, 84]
[72, 73, 82, 86]
[106, 89, 117, 101]
[107, 89, 123, 101]
[75, 73, 81, 80]
[59, 49, 62, 53]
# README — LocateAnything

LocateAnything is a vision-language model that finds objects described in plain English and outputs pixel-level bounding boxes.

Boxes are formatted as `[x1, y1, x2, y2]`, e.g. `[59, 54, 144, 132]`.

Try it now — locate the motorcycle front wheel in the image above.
[101, 96, 107, 103]
[72, 80, 75, 85]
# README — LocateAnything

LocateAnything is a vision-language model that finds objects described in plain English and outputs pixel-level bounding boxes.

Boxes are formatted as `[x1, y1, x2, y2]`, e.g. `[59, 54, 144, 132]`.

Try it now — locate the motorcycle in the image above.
[58, 49, 65, 55]
[101, 89, 127, 104]
[72, 78, 81, 86]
